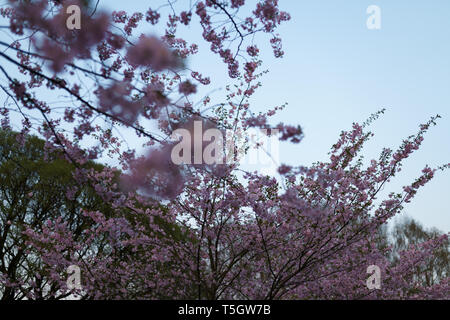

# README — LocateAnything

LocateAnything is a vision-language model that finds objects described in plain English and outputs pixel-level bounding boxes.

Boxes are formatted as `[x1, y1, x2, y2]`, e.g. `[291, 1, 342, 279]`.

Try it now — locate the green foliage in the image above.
[0, 129, 195, 299]
[0, 129, 110, 299]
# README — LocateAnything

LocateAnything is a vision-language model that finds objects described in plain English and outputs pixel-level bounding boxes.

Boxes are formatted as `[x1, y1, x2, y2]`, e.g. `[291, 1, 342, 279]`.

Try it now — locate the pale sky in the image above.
[1, 0, 448, 232]
[99, 0, 450, 231]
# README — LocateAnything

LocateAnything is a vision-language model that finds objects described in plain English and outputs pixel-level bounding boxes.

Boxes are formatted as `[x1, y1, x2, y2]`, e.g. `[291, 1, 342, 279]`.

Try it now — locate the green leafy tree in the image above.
[0, 129, 113, 299]
[0, 129, 194, 299]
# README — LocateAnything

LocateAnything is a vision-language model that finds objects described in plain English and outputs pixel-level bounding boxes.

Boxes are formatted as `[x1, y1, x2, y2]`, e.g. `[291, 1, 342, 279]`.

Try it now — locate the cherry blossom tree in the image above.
[0, 0, 448, 300]
[0, 0, 297, 194]
[11, 111, 450, 300]
[388, 217, 449, 288]
[0, 129, 119, 299]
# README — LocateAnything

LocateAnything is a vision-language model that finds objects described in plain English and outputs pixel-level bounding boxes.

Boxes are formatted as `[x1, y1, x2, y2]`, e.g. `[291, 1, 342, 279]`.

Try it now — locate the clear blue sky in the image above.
[251, 0, 450, 232]
[98, 0, 450, 232]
